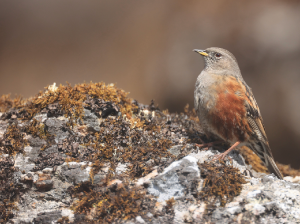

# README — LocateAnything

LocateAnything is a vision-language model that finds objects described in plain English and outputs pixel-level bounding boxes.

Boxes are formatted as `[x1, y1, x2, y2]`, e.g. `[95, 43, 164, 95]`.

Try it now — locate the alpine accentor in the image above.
[193, 47, 283, 179]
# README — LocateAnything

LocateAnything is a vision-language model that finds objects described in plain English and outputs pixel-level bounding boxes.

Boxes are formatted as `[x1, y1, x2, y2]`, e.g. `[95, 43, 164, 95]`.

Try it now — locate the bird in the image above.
[193, 47, 283, 180]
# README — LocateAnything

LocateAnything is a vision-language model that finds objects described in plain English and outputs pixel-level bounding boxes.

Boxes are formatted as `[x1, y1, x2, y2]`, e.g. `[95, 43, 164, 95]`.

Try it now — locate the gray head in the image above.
[193, 47, 242, 78]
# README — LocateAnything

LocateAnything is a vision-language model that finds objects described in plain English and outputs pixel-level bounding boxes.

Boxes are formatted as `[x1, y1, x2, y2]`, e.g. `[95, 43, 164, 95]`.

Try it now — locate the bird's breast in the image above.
[195, 73, 252, 142]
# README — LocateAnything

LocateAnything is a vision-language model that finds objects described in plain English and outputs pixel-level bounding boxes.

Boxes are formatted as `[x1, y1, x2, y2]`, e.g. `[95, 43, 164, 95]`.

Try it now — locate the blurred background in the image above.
[0, 0, 300, 168]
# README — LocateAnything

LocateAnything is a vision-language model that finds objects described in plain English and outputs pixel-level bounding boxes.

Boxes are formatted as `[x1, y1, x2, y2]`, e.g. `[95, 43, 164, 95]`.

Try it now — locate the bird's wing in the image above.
[242, 84, 267, 140]
[242, 83, 283, 179]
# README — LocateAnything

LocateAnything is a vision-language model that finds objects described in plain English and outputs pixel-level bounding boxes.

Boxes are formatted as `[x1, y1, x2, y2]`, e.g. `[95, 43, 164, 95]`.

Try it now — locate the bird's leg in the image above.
[212, 141, 241, 161]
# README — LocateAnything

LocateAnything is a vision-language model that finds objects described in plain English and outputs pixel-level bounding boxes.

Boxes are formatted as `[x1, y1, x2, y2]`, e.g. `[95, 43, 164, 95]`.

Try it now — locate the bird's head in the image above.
[193, 47, 241, 76]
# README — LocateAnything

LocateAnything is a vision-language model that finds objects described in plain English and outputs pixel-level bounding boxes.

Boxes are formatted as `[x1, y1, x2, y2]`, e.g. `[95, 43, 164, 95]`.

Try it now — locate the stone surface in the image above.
[0, 84, 299, 224]
[148, 155, 200, 202]
[45, 117, 69, 143]
[82, 109, 101, 132]
[7, 138, 300, 224]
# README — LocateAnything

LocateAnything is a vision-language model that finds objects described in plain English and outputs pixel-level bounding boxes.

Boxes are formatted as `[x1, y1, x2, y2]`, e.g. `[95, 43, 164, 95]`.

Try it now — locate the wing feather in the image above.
[242, 86, 283, 179]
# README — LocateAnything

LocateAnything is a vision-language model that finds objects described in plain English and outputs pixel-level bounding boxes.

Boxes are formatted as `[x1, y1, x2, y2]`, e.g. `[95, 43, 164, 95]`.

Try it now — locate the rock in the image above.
[61, 208, 75, 222]
[1, 83, 299, 223]
[35, 178, 53, 191]
[82, 109, 101, 132]
[168, 145, 183, 156]
[135, 216, 145, 223]
[147, 155, 200, 202]
[59, 162, 92, 184]
[32, 211, 62, 224]
[45, 117, 69, 143]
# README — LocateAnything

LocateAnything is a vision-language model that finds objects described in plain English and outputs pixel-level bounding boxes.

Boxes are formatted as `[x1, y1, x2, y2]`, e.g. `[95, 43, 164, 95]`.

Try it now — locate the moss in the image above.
[6, 82, 133, 125]
[184, 104, 199, 123]
[70, 181, 156, 223]
[57, 217, 69, 224]
[0, 201, 16, 223]
[0, 94, 25, 112]
[23, 118, 52, 152]
[277, 163, 300, 177]
[0, 123, 26, 155]
[198, 161, 246, 208]
[1, 82, 181, 222]
[65, 157, 80, 163]
[23, 83, 86, 123]
[1, 82, 251, 222]
[165, 197, 176, 214]
[238, 146, 299, 178]
[237, 146, 268, 174]
[24, 119, 49, 140]
[79, 106, 176, 181]
[122, 142, 175, 179]
[0, 157, 21, 222]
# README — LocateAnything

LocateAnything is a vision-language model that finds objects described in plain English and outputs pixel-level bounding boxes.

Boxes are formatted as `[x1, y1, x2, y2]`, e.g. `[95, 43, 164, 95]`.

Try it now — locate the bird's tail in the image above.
[264, 153, 283, 180]
[249, 142, 283, 180]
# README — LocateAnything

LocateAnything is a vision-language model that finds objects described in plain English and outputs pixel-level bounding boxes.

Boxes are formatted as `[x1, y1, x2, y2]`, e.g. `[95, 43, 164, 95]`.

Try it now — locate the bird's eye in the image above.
[215, 53, 222, 58]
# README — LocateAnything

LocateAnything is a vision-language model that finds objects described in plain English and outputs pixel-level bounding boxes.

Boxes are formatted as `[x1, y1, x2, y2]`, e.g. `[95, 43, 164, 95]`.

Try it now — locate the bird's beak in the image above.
[193, 49, 208, 56]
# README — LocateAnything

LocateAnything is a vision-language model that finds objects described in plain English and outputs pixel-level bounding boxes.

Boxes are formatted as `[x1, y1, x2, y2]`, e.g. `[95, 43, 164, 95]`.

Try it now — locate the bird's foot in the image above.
[211, 152, 230, 161]
[211, 141, 241, 162]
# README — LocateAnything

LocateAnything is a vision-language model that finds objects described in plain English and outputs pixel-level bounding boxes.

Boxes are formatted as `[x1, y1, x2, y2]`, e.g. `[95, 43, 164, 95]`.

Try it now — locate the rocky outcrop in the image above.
[0, 83, 299, 223]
